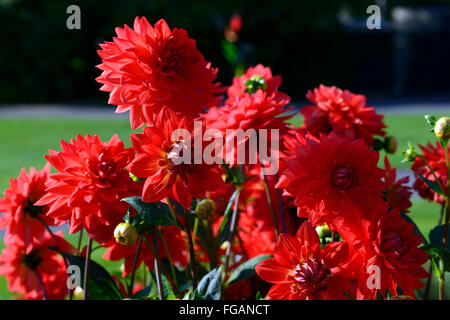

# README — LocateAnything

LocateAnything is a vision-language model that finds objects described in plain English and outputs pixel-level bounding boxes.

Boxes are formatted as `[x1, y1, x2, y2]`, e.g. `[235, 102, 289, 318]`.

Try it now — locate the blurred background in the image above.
[0, 0, 449, 104]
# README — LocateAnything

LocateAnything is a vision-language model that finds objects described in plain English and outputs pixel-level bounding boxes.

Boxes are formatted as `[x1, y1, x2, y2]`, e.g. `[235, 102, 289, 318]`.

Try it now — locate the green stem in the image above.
[224, 189, 241, 274]
[35, 270, 47, 300]
[142, 235, 181, 298]
[261, 166, 280, 238]
[417, 154, 447, 200]
[157, 228, 178, 287]
[439, 140, 450, 300]
[83, 236, 93, 300]
[128, 236, 143, 297]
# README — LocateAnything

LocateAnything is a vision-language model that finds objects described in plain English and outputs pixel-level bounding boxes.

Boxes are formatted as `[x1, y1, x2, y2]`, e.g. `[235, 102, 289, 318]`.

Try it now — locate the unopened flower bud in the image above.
[114, 222, 138, 246]
[195, 199, 216, 220]
[402, 143, 417, 163]
[244, 75, 266, 94]
[384, 136, 398, 154]
[434, 117, 450, 140]
[129, 172, 145, 183]
[73, 286, 84, 300]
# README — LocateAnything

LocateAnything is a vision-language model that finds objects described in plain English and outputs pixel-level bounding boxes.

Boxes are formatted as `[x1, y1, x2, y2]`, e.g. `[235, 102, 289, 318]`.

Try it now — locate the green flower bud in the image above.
[434, 116, 450, 140]
[73, 286, 84, 300]
[402, 143, 417, 163]
[195, 199, 216, 220]
[114, 222, 138, 246]
[244, 75, 267, 94]
[384, 136, 398, 154]
[129, 172, 145, 183]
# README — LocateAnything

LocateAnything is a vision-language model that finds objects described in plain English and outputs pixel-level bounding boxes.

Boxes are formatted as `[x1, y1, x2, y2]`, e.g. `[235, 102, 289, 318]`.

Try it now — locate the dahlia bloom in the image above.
[0, 164, 58, 247]
[339, 201, 429, 299]
[35, 134, 140, 244]
[276, 133, 384, 226]
[127, 107, 225, 208]
[96, 17, 222, 129]
[103, 226, 187, 277]
[226, 64, 282, 103]
[0, 232, 75, 300]
[300, 85, 386, 146]
[255, 221, 350, 300]
[383, 156, 412, 212]
[411, 142, 447, 204]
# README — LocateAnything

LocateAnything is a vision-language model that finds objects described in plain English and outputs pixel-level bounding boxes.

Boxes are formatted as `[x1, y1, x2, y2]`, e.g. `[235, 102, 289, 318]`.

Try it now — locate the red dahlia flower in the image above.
[96, 17, 222, 129]
[0, 164, 58, 247]
[339, 201, 429, 299]
[411, 142, 447, 204]
[255, 221, 350, 300]
[0, 232, 75, 300]
[127, 107, 225, 208]
[35, 134, 140, 244]
[383, 156, 412, 212]
[276, 133, 384, 226]
[300, 85, 386, 146]
[226, 64, 282, 103]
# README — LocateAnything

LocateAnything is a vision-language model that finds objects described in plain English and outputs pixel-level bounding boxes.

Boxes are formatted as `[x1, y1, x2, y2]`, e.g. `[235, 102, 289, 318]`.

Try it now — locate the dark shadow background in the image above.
[0, 0, 449, 104]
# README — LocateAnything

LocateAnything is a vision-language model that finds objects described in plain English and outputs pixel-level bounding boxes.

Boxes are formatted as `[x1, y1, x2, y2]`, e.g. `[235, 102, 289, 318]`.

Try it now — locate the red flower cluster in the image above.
[96, 17, 222, 129]
[36, 134, 139, 244]
[0, 17, 430, 301]
[300, 85, 386, 146]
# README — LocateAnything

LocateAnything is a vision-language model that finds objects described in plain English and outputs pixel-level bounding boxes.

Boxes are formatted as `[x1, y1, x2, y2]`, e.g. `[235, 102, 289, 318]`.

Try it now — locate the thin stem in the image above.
[77, 229, 84, 252]
[165, 197, 178, 224]
[183, 207, 198, 290]
[424, 202, 446, 300]
[192, 218, 199, 245]
[83, 237, 93, 300]
[275, 172, 287, 234]
[261, 166, 280, 238]
[439, 140, 450, 300]
[417, 154, 447, 200]
[35, 270, 47, 300]
[224, 189, 241, 273]
[152, 227, 165, 300]
[36, 216, 72, 300]
[142, 236, 181, 297]
[157, 228, 178, 287]
[128, 236, 143, 297]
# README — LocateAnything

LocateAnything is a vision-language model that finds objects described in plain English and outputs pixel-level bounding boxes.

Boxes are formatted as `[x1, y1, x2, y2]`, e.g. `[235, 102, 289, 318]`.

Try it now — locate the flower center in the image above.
[22, 250, 43, 270]
[23, 199, 44, 218]
[85, 152, 118, 183]
[380, 230, 408, 256]
[167, 140, 190, 166]
[332, 165, 355, 190]
[288, 258, 331, 293]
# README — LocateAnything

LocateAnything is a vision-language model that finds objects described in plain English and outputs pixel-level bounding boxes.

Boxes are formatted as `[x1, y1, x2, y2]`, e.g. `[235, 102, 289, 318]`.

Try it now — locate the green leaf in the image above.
[215, 187, 242, 249]
[423, 246, 450, 273]
[132, 284, 152, 299]
[412, 171, 445, 196]
[194, 266, 222, 300]
[61, 253, 122, 300]
[150, 270, 174, 298]
[401, 212, 429, 246]
[429, 225, 450, 250]
[122, 196, 177, 227]
[226, 254, 272, 286]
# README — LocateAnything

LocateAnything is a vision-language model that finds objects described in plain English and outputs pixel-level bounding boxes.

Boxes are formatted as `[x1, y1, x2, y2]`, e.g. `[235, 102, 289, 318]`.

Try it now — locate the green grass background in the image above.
[0, 114, 447, 299]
